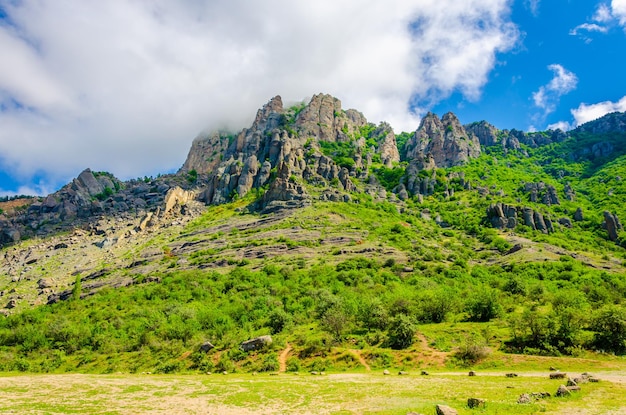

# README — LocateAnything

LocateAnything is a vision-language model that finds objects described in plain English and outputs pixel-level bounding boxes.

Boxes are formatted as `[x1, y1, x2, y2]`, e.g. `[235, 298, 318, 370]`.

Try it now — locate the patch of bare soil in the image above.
[349, 349, 371, 371]
[416, 333, 448, 366]
[279, 343, 292, 372]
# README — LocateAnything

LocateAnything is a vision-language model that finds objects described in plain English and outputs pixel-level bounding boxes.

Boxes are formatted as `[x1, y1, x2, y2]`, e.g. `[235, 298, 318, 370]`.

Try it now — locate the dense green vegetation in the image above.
[0, 195, 625, 374]
[2, 115, 626, 375]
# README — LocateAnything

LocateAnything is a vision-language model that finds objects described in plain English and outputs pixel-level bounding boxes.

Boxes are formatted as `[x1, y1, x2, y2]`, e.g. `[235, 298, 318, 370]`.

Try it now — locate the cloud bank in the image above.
[0, 0, 517, 194]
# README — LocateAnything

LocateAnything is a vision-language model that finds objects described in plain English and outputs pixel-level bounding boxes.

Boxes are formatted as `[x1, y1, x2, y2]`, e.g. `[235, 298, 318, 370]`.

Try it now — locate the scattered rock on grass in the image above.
[199, 341, 214, 352]
[436, 404, 458, 415]
[517, 394, 531, 404]
[467, 398, 485, 409]
[550, 372, 567, 379]
[556, 385, 570, 397]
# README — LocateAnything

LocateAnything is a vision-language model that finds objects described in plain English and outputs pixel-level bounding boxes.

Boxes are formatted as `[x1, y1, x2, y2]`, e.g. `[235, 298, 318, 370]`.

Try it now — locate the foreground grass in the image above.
[0, 370, 625, 414]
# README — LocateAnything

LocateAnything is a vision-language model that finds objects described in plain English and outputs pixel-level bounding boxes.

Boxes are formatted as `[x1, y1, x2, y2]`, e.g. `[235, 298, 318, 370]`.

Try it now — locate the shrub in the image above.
[386, 315, 416, 349]
[454, 336, 490, 365]
[286, 357, 301, 372]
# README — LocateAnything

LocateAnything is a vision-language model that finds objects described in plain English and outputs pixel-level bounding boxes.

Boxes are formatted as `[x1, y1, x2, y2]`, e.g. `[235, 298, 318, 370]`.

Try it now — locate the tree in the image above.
[592, 305, 626, 354]
[387, 315, 416, 349]
[466, 287, 501, 322]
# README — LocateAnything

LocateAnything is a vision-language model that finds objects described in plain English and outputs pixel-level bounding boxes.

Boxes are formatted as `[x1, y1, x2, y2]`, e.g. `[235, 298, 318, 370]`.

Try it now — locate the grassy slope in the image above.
[1, 127, 626, 376]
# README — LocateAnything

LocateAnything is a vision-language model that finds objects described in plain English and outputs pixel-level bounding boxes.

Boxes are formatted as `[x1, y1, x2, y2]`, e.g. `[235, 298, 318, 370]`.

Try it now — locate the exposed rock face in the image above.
[486, 203, 554, 233]
[191, 94, 371, 209]
[603, 211, 622, 242]
[465, 121, 499, 147]
[295, 93, 367, 142]
[405, 112, 480, 169]
[523, 182, 560, 205]
[465, 121, 568, 150]
[179, 131, 232, 175]
[373, 122, 400, 166]
[164, 187, 195, 215]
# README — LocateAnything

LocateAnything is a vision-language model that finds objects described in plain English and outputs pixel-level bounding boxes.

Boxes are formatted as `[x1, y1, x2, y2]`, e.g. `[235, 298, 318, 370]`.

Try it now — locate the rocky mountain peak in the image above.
[295, 93, 367, 142]
[251, 95, 284, 132]
[405, 111, 480, 169]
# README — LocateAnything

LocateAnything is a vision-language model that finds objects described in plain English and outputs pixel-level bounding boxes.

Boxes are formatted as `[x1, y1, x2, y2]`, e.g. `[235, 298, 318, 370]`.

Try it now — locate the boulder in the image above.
[558, 217, 572, 228]
[549, 372, 567, 379]
[200, 341, 215, 353]
[467, 398, 485, 409]
[240, 335, 272, 352]
[517, 394, 531, 404]
[164, 187, 195, 215]
[435, 404, 458, 415]
[37, 279, 53, 289]
[603, 211, 622, 241]
[574, 207, 584, 222]
[555, 385, 570, 397]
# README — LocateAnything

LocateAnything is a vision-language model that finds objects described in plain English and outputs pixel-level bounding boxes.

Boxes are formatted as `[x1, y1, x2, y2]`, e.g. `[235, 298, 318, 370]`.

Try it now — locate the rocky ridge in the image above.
[2, 94, 626, 251]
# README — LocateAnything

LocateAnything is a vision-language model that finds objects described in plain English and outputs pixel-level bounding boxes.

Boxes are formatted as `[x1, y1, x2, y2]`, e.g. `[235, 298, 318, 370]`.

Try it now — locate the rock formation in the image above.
[486, 203, 555, 233]
[603, 211, 622, 242]
[405, 112, 480, 168]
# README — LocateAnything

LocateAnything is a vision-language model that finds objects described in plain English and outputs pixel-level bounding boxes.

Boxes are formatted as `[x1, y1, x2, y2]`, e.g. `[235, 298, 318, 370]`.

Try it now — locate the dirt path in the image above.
[349, 349, 371, 371]
[278, 343, 292, 372]
[416, 333, 448, 366]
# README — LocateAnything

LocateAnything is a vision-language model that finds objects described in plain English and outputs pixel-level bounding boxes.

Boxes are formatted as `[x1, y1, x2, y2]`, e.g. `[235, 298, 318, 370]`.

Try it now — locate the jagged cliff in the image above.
[2, 94, 626, 249]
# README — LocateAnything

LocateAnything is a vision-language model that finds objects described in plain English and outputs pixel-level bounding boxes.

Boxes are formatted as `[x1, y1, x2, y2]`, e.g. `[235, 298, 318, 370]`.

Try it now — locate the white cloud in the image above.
[544, 96, 626, 131]
[613, 0, 626, 26]
[0, 0, 518, 192]
[571, 1, 626, 40]
[571, 96, 626, 125]
[594, 3, 613, 23]
[546, 120, 574, 131]
[532, 64, 578, 115]
[569, 23, 609, 37]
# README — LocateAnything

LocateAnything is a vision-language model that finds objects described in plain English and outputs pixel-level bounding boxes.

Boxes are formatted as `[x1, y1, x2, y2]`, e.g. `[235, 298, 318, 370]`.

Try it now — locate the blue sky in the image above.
[431, 0, 626, 131]
[1, 0, 626, 196]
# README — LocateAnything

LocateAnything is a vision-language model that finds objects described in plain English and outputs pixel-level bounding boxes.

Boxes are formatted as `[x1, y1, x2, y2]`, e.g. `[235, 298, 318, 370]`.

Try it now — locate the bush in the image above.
[258, 353, 279, 372]
[386, 315, 416, 349]
[286, 357, 301, 372]
[454, 336, 490, 365]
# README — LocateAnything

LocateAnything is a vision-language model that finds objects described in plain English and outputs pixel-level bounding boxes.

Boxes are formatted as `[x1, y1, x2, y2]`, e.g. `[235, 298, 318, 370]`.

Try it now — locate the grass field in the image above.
[1, 369, 625, 414]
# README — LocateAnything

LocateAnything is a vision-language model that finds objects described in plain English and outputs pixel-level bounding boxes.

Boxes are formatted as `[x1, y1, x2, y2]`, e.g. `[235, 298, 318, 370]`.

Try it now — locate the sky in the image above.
[0, 0, 625, 196]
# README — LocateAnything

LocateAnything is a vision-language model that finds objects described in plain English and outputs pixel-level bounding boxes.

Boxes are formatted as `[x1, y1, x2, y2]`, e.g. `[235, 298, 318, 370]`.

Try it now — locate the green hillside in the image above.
[1, 100, 626, 374]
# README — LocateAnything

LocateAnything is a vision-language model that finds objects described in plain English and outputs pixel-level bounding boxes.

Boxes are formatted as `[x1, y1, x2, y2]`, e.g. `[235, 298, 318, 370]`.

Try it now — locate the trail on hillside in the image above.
[417, 333, 448, 366]
[278, 343, 292, 372]
[349, 349, 371, 371]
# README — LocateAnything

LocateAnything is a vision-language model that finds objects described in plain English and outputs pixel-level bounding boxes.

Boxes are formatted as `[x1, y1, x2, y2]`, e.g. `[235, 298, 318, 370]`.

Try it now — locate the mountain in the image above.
[1, 94, 626, 373]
